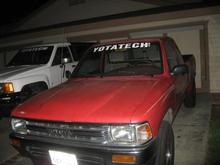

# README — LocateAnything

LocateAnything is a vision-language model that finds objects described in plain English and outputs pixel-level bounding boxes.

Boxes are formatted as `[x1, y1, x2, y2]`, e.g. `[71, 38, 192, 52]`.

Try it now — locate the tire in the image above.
[20, 83, 48, 102]
[20, 86, 33, 102]
[155, 122, 174, 165]
[184, 78, 196, 108]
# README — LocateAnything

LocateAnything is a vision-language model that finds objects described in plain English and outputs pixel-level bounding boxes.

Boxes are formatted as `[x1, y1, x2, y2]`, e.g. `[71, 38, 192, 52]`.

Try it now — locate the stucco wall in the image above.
[17, 0, 154, 31]
[0, 13, 220, 93]
[208, 14, 220, 93]
[168, 30, 202, 88]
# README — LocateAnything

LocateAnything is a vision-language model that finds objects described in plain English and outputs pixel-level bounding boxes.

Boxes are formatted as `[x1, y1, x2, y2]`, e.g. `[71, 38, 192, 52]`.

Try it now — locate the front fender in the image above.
[148, 86, 176, 137]
[10, 75, 50, 92]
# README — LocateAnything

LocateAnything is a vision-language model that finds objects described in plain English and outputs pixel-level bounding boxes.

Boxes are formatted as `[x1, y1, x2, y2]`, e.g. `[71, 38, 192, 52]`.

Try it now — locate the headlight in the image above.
[11, 118, 27, 134]
[111, 125, 135, 143]
[110, 123, 152, 145]
[2, 82, 14, 93]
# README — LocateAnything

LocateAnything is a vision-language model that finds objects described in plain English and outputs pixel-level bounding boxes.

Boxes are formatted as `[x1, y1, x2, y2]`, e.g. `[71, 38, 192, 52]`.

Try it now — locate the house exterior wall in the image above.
[0, 9, 219, 93]
[168, 30, 202, 88]
[17, 0, 153, 31]
[208, 14, 220, 93]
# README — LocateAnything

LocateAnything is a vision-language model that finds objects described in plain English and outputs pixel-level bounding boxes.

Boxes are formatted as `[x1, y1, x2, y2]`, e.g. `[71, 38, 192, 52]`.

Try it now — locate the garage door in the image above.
[168, 29, 201, 88]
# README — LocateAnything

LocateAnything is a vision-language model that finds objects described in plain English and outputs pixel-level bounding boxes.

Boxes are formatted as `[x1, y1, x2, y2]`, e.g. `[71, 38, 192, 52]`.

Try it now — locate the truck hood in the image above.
[0, 65, 44, 81]
[12, 77, 168, 123]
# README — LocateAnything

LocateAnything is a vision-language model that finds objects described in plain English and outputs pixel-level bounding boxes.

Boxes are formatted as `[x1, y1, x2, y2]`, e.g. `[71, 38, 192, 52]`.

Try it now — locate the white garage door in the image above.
[168, 29, 201, 88]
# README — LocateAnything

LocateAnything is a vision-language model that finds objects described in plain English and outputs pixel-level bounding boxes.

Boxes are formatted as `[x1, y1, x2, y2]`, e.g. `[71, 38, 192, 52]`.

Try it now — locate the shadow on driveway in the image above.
[205, 105, 220, 165]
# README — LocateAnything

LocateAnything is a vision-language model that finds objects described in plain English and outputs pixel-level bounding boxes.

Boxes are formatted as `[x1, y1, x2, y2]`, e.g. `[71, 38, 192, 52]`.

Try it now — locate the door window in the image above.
[52, 47, 62, 66]
[52, 47, 73, 66]
[62, 47, 73, 63]
[165, 40, 178, 71]
[172, 42, 184, 64]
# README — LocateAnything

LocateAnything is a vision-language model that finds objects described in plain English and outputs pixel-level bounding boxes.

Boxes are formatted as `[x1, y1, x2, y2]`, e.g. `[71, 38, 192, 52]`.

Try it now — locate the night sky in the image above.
[0, 0, 218, 27]
[0, 0, 48, 26]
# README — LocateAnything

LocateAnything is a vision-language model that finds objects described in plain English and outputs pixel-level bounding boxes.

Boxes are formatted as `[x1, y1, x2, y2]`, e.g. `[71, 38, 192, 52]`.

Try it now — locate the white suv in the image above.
[0, 42, 92, 112]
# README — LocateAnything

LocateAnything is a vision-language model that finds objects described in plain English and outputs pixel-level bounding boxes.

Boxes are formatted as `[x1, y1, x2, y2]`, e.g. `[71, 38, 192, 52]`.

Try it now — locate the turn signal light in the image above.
[112, 154, 136, 164]
[3, 82, 14, 93]
[10, 138, 21, 147]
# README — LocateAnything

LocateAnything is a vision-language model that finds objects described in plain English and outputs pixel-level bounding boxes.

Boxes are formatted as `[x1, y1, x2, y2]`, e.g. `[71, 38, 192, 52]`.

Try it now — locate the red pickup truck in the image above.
[10, 37, 196, 165]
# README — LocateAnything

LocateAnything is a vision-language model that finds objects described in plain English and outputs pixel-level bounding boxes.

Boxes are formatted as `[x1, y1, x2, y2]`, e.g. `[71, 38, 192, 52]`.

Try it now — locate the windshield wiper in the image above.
[129, 59, 154, 66]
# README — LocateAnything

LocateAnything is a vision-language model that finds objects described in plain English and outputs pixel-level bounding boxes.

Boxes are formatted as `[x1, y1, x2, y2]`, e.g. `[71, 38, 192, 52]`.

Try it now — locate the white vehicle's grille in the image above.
[26, 120, 110, 144]
[0, 84, 3, 93]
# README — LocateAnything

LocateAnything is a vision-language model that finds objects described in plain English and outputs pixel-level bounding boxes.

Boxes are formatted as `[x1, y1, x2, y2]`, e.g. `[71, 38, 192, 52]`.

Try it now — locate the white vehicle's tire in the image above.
[20, 82, 48, 102]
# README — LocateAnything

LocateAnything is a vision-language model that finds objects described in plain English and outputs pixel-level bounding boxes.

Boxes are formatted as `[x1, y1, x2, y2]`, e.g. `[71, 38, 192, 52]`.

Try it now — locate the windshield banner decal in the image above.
[93, 42, 151, 52]
[21, 47, 49, 52]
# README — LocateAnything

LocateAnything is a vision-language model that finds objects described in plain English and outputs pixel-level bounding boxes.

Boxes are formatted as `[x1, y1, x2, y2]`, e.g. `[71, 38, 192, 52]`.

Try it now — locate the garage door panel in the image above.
[168, 30, 202, 88]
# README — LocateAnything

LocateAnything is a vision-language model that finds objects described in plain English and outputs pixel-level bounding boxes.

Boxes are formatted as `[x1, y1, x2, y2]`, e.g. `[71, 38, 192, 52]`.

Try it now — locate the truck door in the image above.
[165, 40, 187, 110]
[50, 47, 63, 87]
[172, 41, 188, 93]
[61, 46, 76, 83]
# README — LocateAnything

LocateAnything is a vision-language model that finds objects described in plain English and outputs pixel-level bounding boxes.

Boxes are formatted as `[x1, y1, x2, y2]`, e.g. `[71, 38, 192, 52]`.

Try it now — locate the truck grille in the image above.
[0, 84, 3, 93]
[26, 120, 110, 144]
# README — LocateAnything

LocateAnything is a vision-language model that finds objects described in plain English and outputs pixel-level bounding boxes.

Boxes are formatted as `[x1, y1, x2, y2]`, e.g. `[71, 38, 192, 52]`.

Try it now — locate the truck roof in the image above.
[98, 36, 172, 45]
[93, 36, 172, 47]
[22, 42, 71, 49]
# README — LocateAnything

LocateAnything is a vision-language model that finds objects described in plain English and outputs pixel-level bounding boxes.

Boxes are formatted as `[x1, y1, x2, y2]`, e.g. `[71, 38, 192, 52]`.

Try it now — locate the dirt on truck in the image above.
[10, 37, 196, 165]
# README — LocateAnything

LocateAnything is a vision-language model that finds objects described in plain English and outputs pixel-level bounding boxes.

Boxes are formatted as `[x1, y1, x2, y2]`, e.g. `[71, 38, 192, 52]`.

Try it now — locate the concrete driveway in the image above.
[0, 94, 211, 165]
[174, 94, 211, 165]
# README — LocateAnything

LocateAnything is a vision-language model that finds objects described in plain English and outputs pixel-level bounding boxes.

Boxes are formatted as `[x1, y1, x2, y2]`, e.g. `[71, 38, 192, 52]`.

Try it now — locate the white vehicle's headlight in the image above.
[11, 118, 27, 134]
[110, 123, 152, 145]
[3, 82, 14, 93]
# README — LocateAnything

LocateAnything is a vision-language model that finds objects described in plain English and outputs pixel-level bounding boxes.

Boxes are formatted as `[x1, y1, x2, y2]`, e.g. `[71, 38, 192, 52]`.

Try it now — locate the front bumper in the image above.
[10, 133, 158, 165]
[0, 92, 21, 105]
[0, 92, 20, 116]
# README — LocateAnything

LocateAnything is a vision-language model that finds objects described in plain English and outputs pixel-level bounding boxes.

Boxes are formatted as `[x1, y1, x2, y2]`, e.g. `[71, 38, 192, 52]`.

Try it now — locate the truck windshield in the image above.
[7, 46, 53, 66]
[73, 42, 163, 77]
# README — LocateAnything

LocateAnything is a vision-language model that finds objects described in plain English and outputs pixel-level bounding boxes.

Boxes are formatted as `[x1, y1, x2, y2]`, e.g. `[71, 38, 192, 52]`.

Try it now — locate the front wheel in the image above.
[155, 122, 174, 165]
[20, 83, 48, 102]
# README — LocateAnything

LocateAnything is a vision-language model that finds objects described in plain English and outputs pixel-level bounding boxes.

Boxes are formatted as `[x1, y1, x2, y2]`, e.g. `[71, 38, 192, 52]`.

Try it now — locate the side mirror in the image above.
[171, 64, 188, 76]
[65, 70, 71, 79]
[61, 58, 70, 64]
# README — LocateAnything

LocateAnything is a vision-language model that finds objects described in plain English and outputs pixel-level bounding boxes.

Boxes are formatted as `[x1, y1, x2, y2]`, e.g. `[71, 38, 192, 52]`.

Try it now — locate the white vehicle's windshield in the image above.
[7, 46, 54, 66]
[73, 41, 163, 77]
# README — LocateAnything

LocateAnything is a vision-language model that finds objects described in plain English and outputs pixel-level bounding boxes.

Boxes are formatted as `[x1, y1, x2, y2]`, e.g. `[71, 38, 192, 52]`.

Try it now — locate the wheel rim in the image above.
[165, 132, 174, 165]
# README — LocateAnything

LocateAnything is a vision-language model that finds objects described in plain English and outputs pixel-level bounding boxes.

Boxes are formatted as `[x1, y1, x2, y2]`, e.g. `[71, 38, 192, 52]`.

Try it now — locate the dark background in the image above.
[0, 0, 48, 26]
[0, 0, 218, 27]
